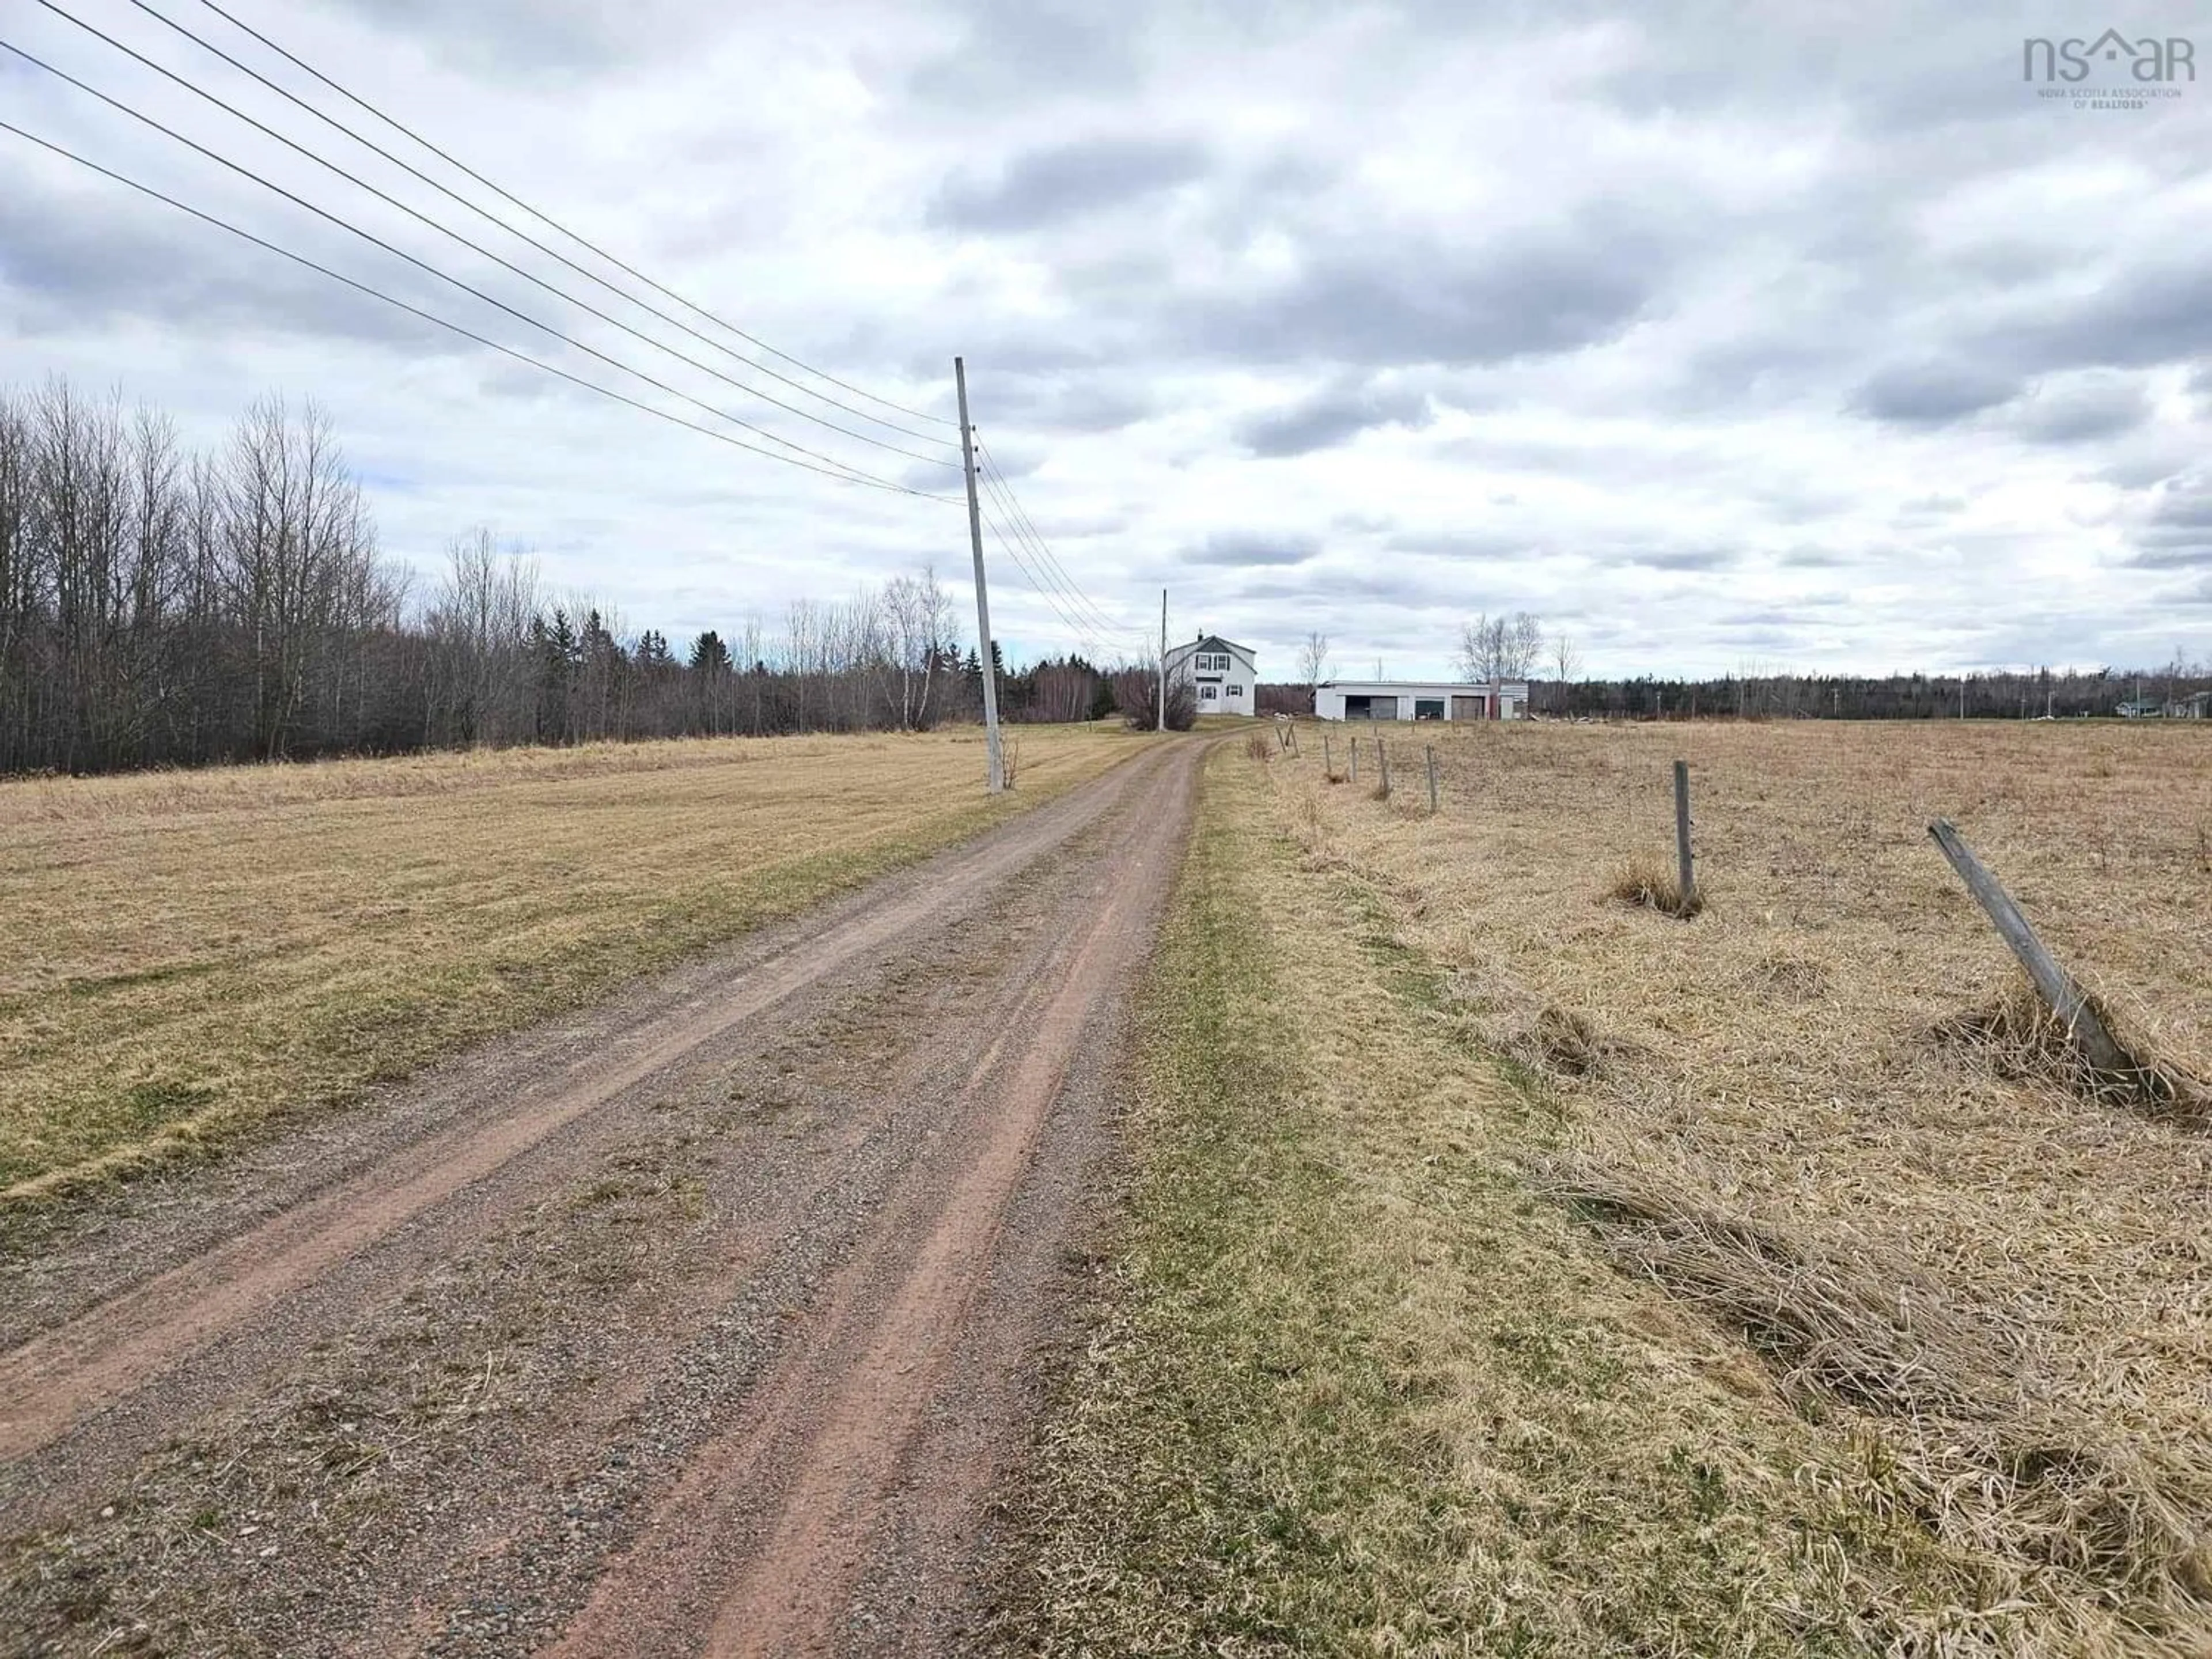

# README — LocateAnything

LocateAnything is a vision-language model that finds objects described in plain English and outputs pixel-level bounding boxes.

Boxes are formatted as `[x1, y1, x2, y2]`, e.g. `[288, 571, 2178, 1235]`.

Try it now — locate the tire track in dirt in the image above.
[0, 744, 1169, 1475]
[543, 810, 1172, 1657]
[0, 737, 1202, 1655]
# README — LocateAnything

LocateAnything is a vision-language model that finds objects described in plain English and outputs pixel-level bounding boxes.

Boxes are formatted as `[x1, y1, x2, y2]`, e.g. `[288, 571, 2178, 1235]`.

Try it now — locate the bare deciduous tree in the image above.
[1296, 630, 1329, 692]
[1551, 632, 1582, 712]
[1456, 611, 1543, 682]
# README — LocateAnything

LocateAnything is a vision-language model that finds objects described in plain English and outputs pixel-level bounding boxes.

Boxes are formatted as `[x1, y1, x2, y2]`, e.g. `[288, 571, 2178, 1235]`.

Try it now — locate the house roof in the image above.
[1168, 634, 1255, 665]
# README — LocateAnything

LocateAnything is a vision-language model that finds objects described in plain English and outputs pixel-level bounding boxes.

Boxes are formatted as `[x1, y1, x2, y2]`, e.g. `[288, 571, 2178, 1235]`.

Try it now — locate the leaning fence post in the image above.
[1927, 818, 2141, 1081]
[1426, 745, 1439, 813]
[1673, 760, 1696, 912]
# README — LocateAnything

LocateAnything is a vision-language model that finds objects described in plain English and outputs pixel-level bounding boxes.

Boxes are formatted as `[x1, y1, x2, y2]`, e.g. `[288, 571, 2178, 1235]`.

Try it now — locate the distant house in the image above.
[2117, 699, 2164, 719]
[1313, 679, 1529, 721]
[2169, 691, 2209, 720]
[1165, 633, 1257, 716]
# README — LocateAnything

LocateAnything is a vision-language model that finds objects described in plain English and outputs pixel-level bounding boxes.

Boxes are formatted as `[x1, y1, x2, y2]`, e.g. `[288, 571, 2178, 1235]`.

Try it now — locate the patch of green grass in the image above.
[991, 748, 2006, 1656]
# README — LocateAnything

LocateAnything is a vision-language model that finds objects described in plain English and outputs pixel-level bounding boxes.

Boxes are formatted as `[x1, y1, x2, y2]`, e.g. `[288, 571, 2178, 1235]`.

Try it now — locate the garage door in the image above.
[1450, 695, 1484, 721]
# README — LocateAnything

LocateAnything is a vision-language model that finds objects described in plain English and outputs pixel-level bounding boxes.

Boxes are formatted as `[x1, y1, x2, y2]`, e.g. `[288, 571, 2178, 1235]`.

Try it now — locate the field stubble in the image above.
[0, 726, 1145, 1206]
[1283, 718, 2212, 1650]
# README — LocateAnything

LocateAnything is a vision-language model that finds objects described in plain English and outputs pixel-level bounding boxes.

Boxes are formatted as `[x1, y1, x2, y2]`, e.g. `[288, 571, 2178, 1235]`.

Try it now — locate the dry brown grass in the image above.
[998, 749, 1997, 1656]
[1607, 851, 1703, 917]
[0, 725, 1146, 1203]
[1269, 717, 2212, 1652]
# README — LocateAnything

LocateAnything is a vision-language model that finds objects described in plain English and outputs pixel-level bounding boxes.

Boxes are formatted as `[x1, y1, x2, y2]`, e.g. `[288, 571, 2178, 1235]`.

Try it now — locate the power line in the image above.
[21, 3, 960, 471]
[181, 0, 956, 431]
[976, 502, 1138, 662]
[972, 464, 1131, 654]
[0, 39, 955, 498]
[0, 118, 954, 500]
[977, 507, 1115, 659]
[93, 0, 961, 453]
[975, 445, 1127, 639]
[974, 444, 1138, 646]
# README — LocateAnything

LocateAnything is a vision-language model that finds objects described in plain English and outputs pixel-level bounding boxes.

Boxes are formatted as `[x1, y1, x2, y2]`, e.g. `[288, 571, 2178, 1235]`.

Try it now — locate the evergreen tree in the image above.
[687, 630, 732, 674]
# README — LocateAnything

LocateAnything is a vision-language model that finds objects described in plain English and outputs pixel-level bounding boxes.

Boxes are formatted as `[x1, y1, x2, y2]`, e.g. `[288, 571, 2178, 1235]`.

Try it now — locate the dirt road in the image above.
[0, 738, 1201, 1656]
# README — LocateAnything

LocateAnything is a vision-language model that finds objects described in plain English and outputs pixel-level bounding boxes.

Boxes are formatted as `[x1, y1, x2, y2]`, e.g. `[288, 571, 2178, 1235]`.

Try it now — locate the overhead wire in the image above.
[975, 505, 1119, 660]
[0, 40, 956, 499]
[972, 444, 1145, 652]
[0, 119, 952, 499]
[17, 5, 960, 472]
[180, 0, 956, 430]
[974, 444, 1129, 639]
[972, 468, 1131, 658]
[84, 0, 961, 453]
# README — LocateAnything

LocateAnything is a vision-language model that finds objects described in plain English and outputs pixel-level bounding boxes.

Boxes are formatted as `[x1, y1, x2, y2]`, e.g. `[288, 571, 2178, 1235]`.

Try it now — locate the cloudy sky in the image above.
[4, 0, 2210, 679]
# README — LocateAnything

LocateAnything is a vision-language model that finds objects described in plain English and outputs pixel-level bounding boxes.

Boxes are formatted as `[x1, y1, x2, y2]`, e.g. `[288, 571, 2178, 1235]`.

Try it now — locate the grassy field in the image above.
[1002, 721, 2212, 1655]
[0, 725, 1146, 1206]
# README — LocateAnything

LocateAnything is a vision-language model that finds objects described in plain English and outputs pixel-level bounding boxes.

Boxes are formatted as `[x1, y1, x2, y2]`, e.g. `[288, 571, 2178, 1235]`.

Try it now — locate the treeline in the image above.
[0, 380, 1125, 777]
[1256, 669, 2212, 721]
[1550, 667, 2212, 721]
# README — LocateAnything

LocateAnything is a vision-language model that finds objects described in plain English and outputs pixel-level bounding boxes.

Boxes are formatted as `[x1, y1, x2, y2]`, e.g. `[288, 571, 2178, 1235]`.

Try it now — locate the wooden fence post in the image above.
[1673, 760, 1696, 912]
[1350, 738, 1358, 785]
[1927, 818, 2141, 1082]
[1323, 732, 1332, 777]
[1378, 736, 1391, 794]
[1426, 745, 1439, 813]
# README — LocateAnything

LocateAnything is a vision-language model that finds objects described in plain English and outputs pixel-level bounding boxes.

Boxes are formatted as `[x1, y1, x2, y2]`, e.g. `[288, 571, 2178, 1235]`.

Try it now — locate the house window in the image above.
[1228, 684, 1243, 697]
[1200, 683, 1217, 701]
[1195, 652, 1230, 673]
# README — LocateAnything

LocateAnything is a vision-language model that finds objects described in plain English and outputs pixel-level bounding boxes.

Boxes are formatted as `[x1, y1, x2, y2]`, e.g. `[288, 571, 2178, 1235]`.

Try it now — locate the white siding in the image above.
[1313, 680, 1529, 721]
[1166, 639, 1259, 715]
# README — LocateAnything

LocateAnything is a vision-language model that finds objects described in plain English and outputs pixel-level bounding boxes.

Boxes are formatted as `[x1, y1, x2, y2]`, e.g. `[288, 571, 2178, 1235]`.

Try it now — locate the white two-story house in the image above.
[1164, 634, 1258, 716]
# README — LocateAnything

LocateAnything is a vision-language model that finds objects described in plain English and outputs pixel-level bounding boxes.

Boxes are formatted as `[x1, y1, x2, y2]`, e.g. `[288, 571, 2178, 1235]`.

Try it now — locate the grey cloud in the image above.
[1188, 530, 1320, 567]
[906, 0, 1146, 107]
[1775, 544, 1853, 568]
[2008, 374, 2151, 445]
[927, 137, 1207, 232]
[1849, 361, 2019, 426]
[965, 374, 1153, 435]
[334, 0, 713, 73]
[1331, 510, 1395, 535]
[1237, 380, 1431, 457]
[1187, 206, 1675, 369]
[1995, 260, 2212, 377]
[1382, 529, 1526, 561]
[0, 183, 480, 356]
[2130, 474, 2212, 570]
[1235, 569, 1460, 609]
[1624, 547, 1740, 572]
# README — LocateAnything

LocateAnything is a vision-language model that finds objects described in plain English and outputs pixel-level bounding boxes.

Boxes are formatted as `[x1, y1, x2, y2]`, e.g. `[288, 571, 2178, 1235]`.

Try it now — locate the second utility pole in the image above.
[955, 356, 1004, 793]
[1158, 588, 1167, 732]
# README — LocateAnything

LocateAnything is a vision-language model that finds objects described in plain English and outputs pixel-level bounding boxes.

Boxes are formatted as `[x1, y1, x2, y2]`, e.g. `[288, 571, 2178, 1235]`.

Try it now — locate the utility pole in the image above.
[1157, 588, 1167, 732]
[955, 357, 1003, 792]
